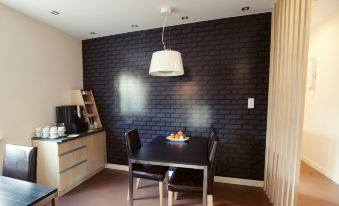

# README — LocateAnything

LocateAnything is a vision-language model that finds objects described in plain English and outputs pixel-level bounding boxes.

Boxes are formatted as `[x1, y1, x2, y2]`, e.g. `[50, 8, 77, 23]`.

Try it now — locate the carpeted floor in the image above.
[45, 169, 271, 206]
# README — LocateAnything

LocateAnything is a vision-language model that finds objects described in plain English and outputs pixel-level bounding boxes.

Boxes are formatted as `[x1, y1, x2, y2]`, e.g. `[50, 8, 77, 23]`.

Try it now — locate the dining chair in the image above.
[125, 129, 168, 206]
[170, 127, 218, 202]
[167, 133, 220, 206]
[2, 144, 38, 183]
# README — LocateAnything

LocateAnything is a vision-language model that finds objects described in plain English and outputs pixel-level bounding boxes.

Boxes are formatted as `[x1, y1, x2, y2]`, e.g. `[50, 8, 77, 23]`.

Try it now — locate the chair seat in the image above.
[168, 168, 204, 193]
[133, 164, 168, 181]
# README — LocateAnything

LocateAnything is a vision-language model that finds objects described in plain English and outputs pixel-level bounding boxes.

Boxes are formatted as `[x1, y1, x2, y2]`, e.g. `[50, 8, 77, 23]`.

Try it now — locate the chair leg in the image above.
[159, 181, 163, 206]
[168, 191, 173, 206]
[127, 188, 129, 201]
[207, 195, 214, 206]
[136, 178, 141, 189]
[174, 192, 178, 200]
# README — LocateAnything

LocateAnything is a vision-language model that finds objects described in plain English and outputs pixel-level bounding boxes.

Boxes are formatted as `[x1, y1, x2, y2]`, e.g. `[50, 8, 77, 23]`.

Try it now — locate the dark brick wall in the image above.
[82, 13, 271, 180]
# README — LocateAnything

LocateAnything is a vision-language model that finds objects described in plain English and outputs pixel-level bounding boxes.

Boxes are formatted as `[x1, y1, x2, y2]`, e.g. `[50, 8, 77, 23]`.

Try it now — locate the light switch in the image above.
[248, 98, 255, 109]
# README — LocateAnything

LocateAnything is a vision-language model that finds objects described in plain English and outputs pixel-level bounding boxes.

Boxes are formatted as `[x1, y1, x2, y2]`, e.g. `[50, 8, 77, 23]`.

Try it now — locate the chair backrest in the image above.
[125, 129, 141, 157]
[207, 133, 220, 194]
[208, 127, 217, 155]
[2, 144, 37, 183]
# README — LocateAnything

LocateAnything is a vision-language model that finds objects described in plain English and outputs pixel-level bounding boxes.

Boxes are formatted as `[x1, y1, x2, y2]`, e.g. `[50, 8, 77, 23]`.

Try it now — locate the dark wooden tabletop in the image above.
[130, 136, 208, 167]
[0, 176, 57, 206]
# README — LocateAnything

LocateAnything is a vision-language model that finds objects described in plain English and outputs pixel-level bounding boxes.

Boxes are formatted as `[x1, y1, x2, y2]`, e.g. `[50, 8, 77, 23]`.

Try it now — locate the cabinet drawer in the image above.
[59, 146, 87, 172]
[58, 138, 86, 155]
[59, 160, 87, 191]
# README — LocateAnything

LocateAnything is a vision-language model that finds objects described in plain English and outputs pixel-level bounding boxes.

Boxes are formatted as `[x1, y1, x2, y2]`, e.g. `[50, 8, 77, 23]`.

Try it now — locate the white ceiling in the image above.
[0, 0, 275, 40]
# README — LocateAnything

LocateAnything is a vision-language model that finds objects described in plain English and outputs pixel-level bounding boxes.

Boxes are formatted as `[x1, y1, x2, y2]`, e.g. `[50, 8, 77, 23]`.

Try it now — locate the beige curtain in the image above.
[264, 0, 312, 205]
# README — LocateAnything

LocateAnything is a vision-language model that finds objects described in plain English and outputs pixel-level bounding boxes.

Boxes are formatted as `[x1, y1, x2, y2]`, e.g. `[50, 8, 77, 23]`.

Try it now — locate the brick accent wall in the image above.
[83, 13, 271, 180]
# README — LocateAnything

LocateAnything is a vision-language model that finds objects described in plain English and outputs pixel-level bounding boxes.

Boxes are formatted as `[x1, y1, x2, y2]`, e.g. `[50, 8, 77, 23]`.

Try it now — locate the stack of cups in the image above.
[42, 126, 50, 138]
[35, 127, 42, 137]
[58, 126, 66, 137]
[50, 126, 58, 138]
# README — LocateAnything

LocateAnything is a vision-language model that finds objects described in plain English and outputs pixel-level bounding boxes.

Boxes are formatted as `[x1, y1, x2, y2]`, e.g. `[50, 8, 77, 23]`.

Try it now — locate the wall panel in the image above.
[83, 13, 271, 180]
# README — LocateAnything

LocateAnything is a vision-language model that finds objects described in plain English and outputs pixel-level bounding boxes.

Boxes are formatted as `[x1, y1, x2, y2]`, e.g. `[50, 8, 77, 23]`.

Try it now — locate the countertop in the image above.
[31, 128, 105, 144]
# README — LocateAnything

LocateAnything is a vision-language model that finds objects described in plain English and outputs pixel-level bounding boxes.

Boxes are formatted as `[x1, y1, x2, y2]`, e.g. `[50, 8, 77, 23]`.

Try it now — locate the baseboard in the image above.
[105, 163, 128, 171]
[302, 155, 339, 184]
[214, 176, 263, 187]
[105, 163, 263, 187]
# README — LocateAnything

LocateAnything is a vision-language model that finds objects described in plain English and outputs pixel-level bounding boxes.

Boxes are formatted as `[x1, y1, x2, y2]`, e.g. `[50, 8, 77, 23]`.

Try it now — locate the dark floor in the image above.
[298, 161, 339, 206]
[47, 169, 271, 206]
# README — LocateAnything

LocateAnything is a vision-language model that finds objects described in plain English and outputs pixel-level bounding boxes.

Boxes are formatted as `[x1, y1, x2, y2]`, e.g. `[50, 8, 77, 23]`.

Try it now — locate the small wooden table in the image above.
[0, 176, 57, 206]
[129, 136, 208, 206]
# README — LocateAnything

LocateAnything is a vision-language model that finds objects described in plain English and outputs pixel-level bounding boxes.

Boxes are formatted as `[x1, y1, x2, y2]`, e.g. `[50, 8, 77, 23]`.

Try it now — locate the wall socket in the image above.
[248, 98, 255, 109]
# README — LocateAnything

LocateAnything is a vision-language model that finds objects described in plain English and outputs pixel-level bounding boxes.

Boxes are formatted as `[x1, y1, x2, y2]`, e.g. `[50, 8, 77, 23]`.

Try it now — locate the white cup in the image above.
[35, 127, 42, 132]
[93, 122, 99, 129]
[43, 127, 50, 133]
[58, 132, 65, 137]
[50, 132, 58, 138]
[35, 132, 42, 137]
[58, 126, 66, 131]
[42, 132, 49, 138]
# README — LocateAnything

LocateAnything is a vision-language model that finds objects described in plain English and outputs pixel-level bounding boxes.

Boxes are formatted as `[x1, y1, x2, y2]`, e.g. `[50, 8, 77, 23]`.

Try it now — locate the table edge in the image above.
[129, 159, 208, 169]
[29, 189, 58, 206]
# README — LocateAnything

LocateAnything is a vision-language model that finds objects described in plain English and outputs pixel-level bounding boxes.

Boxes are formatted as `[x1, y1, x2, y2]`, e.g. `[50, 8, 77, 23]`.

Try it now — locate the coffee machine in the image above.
[56, 105, 88, 134]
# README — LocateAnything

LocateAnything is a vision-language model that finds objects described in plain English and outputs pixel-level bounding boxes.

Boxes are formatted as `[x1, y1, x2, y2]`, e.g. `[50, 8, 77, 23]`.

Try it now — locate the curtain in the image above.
[264, 0, 312, 205]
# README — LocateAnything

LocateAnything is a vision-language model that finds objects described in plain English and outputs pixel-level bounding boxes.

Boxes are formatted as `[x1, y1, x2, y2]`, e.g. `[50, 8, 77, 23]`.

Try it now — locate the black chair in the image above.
[2, 144, 38, 183]
[125, 129, 168, 206]
[167, 133, 220, 206]
[208, 127, 217, 155]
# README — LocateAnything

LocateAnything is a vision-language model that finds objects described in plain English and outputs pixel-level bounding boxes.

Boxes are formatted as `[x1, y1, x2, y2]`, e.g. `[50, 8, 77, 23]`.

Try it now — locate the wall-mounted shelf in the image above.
[71, 90, 102, 129]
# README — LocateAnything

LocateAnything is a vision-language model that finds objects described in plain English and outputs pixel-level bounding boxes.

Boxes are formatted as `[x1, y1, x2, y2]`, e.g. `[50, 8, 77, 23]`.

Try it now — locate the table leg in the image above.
[202, 166, 208, 206]
[129, 161, 133, 206]
[51, 198, 56, 206]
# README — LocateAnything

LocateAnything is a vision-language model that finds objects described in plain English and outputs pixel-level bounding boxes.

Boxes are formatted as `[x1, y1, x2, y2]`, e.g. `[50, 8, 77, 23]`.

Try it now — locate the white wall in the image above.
[302, 3, 339, 184]
[0, 4, 83, 171]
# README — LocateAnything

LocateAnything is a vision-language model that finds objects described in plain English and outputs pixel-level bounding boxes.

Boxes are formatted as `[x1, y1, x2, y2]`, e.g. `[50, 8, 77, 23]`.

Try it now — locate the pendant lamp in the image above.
[149, 7, 184, 76]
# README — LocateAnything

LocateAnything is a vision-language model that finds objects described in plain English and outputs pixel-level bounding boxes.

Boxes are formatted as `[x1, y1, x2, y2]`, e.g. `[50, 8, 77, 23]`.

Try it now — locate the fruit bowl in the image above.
[166, 136, 190, 142]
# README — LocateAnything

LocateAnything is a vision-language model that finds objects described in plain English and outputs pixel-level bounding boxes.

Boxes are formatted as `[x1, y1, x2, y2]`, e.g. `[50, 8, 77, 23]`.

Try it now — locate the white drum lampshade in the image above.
[149, 50, 184, 76]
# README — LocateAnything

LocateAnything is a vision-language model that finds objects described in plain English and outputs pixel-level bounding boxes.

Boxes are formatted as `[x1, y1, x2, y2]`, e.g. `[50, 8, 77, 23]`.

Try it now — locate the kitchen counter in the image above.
[31, 128, 105, 144]
[32, 128, 106, 196]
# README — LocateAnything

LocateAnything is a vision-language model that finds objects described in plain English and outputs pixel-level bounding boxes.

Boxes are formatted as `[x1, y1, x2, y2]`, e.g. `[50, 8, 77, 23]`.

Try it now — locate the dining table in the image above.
[0, 175, 57, 206]
[128, 136, 208, 206]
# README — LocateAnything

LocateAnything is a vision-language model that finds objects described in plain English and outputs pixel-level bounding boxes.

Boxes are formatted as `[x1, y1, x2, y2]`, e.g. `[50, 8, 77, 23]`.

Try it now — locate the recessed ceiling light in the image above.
[241, 7, 250, 11]
[50, 11, 60, 15]
[90, 32, 96, 35]
[181, 16, 189, 20]
[131, 25, 138, 28]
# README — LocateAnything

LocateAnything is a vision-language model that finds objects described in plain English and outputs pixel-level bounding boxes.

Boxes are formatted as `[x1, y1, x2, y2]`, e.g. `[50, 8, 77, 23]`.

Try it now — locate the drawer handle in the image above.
[59, 145, 86, 157]
[59, 160, 87, 174]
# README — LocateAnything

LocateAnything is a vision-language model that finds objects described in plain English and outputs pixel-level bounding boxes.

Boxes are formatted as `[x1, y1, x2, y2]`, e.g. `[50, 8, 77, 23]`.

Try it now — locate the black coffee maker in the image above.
[56, 105, 88, 134]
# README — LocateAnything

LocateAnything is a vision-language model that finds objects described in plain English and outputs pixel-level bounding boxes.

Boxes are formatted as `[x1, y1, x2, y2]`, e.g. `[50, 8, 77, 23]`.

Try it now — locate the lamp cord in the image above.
[162, 13, 167, 50]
